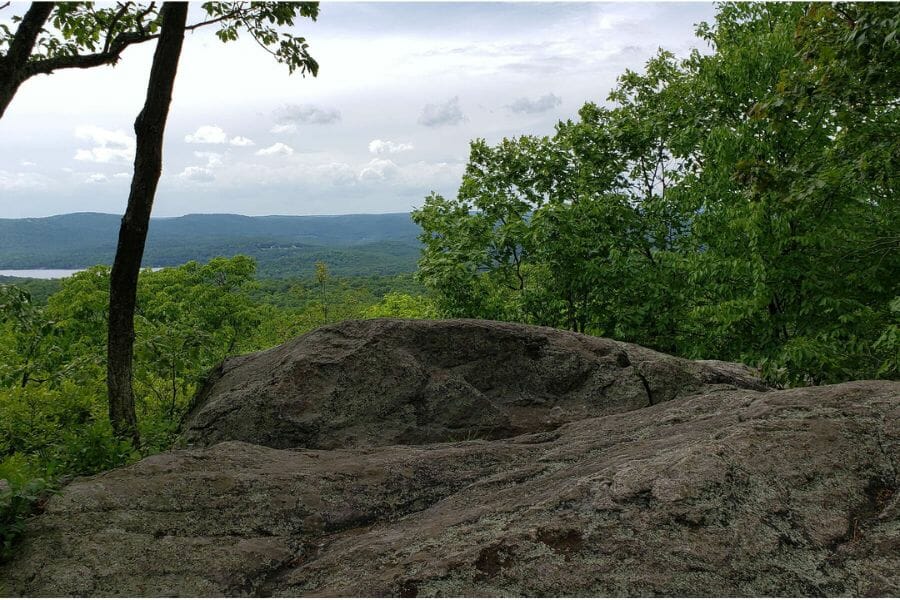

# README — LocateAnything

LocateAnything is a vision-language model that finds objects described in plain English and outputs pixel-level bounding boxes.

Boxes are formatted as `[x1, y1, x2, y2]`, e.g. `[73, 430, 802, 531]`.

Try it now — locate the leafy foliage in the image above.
[0, 256, 437, 561]
[0, 471, 54, 564]
[0, 2, 319, 76]
[414, 2, 899, 385]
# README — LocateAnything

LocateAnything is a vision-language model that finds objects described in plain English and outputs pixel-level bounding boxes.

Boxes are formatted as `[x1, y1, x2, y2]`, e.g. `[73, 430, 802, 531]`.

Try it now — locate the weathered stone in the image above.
[2, 320, 897, 597]
[179, 319, 767, 449]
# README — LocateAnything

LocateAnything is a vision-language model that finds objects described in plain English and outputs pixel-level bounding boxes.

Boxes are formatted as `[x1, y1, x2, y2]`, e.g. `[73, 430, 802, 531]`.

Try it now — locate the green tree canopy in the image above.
[414, 2, 899, 385]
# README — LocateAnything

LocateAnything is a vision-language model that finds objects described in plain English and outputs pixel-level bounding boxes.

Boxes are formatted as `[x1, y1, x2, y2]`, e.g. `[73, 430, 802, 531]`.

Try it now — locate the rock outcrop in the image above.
[2, 320, 898, 597]
[179, 319, 767, 449]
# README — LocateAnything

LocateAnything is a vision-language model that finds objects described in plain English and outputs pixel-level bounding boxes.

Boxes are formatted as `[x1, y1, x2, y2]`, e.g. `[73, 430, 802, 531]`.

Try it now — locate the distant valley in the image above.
[0, 212, 422, 278]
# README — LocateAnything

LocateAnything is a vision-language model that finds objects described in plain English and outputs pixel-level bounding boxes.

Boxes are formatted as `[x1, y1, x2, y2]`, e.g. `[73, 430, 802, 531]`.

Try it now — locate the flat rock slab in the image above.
[179, 319, 767, 449]
[4, 379, 898, 596]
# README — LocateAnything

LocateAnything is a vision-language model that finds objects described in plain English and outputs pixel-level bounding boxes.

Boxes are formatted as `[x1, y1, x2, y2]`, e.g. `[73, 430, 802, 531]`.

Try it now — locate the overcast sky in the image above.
[0, 2, 715, 218]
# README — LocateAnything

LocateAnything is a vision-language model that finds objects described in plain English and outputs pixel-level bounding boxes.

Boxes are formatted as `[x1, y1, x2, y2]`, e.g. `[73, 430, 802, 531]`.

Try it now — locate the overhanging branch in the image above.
[25, 30, 159, 75]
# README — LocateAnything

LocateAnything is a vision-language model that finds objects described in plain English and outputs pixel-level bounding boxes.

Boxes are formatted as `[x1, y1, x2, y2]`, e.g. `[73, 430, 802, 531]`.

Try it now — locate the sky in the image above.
[0, 2, 716, 218]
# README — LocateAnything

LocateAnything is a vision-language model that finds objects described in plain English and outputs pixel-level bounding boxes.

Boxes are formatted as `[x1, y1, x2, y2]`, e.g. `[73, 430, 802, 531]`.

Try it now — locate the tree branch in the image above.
[26, 30, 159, 76]
[102, 2, 134, 54]
[3, 2, 54, 67]
[183, 10, 243, 33]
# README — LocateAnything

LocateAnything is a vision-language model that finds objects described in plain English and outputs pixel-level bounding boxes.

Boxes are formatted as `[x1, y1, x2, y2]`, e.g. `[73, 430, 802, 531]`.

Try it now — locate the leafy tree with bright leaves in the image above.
[315, 260, 329, 324]
[678, 2, 898, 383]
[363, 292, 437, 320]
[133, 256, 259, 420]
[0, 285, 61, 389]
[1, 2, 320, 445]
[415, 134, 577, 324]
[417, 2, 898, 384]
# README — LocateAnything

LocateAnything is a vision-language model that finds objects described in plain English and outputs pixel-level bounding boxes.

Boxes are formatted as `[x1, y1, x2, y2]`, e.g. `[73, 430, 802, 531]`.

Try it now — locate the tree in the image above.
[315, 261, 329, 324]
[363, 292, 437, 320]
[2, 2, 321, 444]
[673, 3, 899, 382]
[415, 2, 898, 384]
[105, 2, 186, 445]
[107, 2, 318, 445]
[0, 2, 319, 119]
[133, 256, 259, 420]
[0, 285, 61, 389]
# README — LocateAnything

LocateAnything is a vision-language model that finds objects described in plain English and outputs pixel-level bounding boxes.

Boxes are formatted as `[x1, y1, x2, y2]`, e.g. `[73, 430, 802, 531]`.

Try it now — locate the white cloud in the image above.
[313, 161, 357, 186]
[359, 158, 400, 182]
[85, 173, 109, 183]
[418, 97, 466, 127]
[74, 148, 129, 163]
[20, 160, 37, 167]
[506, 93, 562, 114]
[256, 142, 294, 157]
[184, 125, 228, 144]
[179, 166, 215, 183]
[229, 136, 255, 147]
[0, 170, 53, 192]
[73, 125, 135, 163]
[273, 104, 341, 129]
[193, 151, 223, 168]
[368, 139, 414, 154]
[113, 172, 130, 179]
[75, 125, 133, 147]
[270, 124, 297, 134]
[178, 152, 223, 183]
[400, 160, 466, 187]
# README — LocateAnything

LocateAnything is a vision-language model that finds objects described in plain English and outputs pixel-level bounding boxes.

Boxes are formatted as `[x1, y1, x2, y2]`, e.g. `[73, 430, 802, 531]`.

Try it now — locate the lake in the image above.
[0, 269, 84, 279]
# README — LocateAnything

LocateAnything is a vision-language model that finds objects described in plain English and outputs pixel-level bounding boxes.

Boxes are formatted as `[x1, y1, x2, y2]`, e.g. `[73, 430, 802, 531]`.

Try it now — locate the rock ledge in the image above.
[2, 320, 897, 597]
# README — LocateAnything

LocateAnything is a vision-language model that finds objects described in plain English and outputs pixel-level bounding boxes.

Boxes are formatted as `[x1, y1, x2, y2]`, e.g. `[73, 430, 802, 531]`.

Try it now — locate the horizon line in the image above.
[1, 210, 417, 221]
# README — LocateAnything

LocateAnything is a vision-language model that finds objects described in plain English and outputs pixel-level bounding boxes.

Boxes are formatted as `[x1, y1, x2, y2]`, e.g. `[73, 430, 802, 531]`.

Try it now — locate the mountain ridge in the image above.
[0, 212, 422, 277]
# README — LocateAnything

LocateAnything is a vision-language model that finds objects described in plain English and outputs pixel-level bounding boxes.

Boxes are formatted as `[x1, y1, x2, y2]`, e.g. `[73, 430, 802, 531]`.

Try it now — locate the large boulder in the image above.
[179, 319, 767, 449]
[2, 378, 898, 596]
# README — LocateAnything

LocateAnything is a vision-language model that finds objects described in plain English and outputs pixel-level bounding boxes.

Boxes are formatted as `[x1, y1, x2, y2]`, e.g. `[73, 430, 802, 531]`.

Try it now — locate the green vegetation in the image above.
[414, 3, 899, 386]
[0, 277, 61, 305]
[0, 258, 433, 558]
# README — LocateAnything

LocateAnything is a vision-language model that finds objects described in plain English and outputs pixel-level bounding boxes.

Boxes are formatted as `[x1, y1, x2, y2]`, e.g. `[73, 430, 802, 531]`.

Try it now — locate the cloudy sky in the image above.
[0, 2, 715, 218]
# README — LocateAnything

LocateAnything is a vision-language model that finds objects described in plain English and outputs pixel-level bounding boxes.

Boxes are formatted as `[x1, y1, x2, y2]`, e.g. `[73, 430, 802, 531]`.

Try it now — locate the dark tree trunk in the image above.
[0, 2, 54, 119]
[107, 2, 187, 445]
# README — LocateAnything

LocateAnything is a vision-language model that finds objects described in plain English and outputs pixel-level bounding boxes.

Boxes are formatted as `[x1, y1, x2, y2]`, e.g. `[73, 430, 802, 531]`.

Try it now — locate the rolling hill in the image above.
[0, 212, 423, 277]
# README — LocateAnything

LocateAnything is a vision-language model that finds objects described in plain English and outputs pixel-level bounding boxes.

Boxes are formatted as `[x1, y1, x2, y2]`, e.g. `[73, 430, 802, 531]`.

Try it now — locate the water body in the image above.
[0, 269, 84, 279]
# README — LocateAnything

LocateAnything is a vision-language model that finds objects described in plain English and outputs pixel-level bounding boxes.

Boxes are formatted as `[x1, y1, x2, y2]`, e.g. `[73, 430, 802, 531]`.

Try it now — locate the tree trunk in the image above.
[107, 2, 187, 445]
[0, 2, 54, 119]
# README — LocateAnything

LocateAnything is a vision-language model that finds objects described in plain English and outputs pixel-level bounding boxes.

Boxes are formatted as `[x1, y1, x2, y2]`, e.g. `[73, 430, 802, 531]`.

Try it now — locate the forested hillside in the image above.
[0, 212, 421, 276]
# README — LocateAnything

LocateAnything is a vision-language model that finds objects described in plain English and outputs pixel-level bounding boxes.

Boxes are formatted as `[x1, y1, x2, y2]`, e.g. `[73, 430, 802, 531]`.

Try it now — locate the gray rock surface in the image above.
[2, 320, 898, 597]
[180, 319, 767, 449]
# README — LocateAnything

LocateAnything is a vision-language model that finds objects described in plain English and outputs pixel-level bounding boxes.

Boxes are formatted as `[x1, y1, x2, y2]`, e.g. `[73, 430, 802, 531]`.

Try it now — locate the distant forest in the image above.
[0, 212, 422, 277]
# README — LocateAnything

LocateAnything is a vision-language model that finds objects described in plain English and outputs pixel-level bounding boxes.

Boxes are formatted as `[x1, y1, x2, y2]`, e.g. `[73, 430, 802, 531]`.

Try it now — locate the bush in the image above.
[0, 456, 56, 564]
